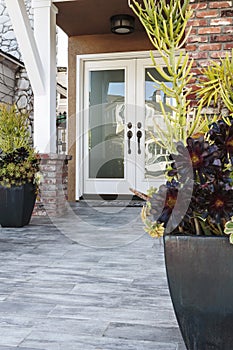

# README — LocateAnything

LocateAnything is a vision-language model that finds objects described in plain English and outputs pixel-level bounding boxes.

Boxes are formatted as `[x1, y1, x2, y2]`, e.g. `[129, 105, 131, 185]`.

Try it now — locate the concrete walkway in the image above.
[0, 201, 186, 350]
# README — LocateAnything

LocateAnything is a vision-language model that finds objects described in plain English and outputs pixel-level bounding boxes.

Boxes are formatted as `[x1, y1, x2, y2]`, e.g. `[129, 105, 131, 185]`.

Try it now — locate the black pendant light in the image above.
[110, 14, 135, 35]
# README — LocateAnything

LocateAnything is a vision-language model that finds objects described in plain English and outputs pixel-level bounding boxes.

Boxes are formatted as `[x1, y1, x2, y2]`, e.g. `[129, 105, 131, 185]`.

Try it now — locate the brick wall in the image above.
[187, 1, 233, 64]
[33, 153, 71, 217]
[186, 0, 233, 107]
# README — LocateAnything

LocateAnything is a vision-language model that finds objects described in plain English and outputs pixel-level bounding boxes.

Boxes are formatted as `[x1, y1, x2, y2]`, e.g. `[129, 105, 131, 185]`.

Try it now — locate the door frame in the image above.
[75, 50, 162, 200]
[83, 59, 137, 195]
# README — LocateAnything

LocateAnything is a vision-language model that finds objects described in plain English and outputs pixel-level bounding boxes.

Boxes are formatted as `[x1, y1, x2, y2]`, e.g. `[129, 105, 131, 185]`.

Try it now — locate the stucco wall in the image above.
[67, 31, 153, 201]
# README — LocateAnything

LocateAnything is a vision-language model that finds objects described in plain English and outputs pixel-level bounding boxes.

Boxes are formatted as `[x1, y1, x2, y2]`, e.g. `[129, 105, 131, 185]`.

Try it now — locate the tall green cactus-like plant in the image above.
[197, 50, 233, 114]
[0, 104, 40, 188]
[128, 0, 208, 152]
[0, 105, 31, 153]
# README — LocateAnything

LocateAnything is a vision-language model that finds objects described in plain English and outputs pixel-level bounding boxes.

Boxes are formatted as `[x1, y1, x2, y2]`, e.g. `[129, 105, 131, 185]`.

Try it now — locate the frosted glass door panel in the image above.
[88, 70, 125, 179]
[144, 67, 172, 179]
[82, 57, 169, 195]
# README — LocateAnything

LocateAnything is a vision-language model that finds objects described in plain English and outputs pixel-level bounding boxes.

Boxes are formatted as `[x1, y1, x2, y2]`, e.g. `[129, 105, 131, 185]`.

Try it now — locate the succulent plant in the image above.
[0, 104, 40, 188]
[141, 119, 233, 239]
[128, 0, 209, 153]
[129, 0, 233, 243]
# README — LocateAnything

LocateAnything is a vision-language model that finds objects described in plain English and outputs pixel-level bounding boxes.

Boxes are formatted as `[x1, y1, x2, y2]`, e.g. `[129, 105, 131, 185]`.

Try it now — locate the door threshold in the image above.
[76, 195, 144, 207]
[80, 194, 144, 201]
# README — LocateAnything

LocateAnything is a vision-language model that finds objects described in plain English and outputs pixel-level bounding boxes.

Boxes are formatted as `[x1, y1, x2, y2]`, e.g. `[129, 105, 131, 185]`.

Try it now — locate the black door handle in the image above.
[127, 130, 133, 154]
[137, 130, 142, 155]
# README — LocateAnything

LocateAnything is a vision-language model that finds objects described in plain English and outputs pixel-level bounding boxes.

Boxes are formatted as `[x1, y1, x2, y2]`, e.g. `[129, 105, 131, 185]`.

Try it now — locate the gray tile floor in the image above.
[0, 201, 186, 350]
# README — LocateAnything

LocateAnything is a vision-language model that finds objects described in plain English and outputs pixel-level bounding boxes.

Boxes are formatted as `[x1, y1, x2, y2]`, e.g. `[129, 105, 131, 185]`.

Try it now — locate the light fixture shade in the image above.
[110, 14, 135, 35]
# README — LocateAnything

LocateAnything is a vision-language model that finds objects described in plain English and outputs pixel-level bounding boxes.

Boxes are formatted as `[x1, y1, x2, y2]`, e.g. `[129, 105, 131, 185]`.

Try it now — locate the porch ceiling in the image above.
[54, 0, 144, 37]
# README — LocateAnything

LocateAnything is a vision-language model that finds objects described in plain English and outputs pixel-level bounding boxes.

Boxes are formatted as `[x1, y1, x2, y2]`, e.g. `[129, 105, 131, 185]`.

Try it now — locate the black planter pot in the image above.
[0, 183, 36, 227]
[164, 235, 233, 350]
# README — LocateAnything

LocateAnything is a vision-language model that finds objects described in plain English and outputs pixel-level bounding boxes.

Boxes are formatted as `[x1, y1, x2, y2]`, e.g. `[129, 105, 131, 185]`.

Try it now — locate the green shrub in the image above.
[0, 104, 40, 188]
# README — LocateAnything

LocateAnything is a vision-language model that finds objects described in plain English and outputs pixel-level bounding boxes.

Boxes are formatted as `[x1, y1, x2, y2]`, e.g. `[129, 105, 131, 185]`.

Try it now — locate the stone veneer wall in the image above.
[0, 1, 70, 216]
[0, 0, 34, 116]
[0, 0, 32, 60]
[15, 68, 34, 115]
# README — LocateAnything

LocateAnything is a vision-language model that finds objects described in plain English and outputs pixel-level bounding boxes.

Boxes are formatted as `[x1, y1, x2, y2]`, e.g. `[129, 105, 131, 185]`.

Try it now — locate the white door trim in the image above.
[83, 59, 137, 195]
[76, 51, 155, 199]
[76, 50, 180, 199]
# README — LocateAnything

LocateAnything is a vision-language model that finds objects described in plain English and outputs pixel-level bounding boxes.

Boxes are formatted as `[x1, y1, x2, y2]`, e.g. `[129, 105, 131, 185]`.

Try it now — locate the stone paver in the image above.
[0, 202, 186, 350]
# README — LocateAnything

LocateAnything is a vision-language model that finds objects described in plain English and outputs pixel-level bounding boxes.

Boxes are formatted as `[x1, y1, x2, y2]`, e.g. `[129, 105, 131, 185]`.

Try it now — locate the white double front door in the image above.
[81, 55, 169, 196]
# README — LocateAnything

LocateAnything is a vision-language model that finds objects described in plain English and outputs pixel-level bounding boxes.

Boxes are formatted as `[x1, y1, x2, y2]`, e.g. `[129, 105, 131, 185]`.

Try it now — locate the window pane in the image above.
[145, 68, 172, 178]
[89, 70, 125, 179]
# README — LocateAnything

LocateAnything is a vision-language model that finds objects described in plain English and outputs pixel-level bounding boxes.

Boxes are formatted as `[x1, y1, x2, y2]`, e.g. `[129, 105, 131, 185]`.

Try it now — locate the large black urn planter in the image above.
[164, 235, 233, 350]
[0, 183, 36, 227]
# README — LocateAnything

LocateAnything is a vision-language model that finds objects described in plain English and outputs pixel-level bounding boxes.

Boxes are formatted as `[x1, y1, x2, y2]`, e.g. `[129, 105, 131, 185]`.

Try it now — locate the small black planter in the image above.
[164, 235, 233, 350]
[0, 183, 36, 227]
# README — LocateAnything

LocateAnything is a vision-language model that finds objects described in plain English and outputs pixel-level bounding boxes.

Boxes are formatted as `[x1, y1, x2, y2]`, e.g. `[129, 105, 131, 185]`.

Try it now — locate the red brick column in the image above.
[186, 0, 233, 106]
[187, 1, 233, 63]
[33, 153, 72, 217]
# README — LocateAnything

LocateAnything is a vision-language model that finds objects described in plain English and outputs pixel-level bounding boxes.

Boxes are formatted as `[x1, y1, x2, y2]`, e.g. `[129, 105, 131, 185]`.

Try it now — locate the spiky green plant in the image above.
[0, 104, 40, 188]
[0, 104, 32, 153]
[129, 0, 233, 245]
[197, 50, 233, 114]
[128, 0, 208, 152]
